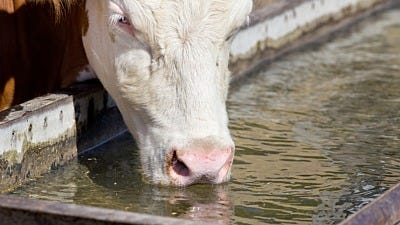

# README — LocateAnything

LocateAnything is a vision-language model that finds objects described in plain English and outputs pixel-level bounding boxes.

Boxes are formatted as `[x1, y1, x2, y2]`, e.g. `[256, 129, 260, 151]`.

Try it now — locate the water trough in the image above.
[1, 0, 400, 224]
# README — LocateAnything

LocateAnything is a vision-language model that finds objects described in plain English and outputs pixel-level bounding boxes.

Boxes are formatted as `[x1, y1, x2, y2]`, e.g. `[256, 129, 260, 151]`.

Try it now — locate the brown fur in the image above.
[29, 0, 77, 20]
[0, 0, 88, 110]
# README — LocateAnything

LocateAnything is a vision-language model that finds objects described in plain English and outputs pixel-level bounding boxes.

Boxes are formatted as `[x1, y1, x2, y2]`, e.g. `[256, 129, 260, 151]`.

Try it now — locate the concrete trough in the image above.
[1, 0, 400, 224]
[230, 0, 400, 79]
[0, 81, 123, 192]
[0, 94, 77, 192]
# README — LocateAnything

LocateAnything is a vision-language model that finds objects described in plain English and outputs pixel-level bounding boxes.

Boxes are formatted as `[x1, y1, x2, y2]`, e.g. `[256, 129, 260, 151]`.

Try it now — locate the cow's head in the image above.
[82, 0, 253, 186]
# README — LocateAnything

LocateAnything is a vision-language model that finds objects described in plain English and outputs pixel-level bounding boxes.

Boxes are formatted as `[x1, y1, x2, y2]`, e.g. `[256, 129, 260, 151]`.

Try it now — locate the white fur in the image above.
[82, 0, 253, 185]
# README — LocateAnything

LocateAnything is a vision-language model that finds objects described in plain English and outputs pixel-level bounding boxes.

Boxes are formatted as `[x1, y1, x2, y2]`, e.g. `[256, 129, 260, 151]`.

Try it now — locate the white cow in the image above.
[82, 0, 253, 186]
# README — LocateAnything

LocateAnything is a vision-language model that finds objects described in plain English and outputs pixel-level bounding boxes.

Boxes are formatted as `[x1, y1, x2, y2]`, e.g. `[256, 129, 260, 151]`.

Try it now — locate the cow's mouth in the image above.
[171, 150, 190, 177]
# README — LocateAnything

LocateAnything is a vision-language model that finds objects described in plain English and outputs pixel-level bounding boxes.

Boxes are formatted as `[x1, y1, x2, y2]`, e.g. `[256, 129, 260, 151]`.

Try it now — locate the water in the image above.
[9, 8, 400, 225]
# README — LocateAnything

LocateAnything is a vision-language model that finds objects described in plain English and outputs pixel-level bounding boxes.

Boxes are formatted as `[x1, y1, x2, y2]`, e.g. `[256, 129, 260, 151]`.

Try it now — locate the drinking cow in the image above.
[0, 0, 253, 186]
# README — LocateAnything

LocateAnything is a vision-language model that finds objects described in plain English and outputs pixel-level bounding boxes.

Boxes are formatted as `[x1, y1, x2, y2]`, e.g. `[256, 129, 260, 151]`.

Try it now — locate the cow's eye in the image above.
[110, 13, 135, 37]
[118, 15, 130, 25]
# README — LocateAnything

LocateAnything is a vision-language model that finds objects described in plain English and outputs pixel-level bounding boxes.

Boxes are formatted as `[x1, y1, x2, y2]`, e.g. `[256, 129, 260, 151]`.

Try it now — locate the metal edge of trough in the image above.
[339, 183, 400, 225]
[0, 0, 399, 224]
[0, 195, 205, 225]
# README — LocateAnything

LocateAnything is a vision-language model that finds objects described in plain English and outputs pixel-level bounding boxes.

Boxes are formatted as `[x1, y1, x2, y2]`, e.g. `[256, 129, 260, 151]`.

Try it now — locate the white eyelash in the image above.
[109, 14, 120, 26]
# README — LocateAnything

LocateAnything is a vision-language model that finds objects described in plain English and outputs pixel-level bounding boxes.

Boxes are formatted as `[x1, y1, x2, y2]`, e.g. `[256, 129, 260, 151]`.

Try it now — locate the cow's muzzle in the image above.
[167, 140, 234, 186]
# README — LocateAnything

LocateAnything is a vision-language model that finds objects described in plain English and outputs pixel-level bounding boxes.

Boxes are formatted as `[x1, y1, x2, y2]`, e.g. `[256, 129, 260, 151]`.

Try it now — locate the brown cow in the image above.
[0, 0, 87, 111]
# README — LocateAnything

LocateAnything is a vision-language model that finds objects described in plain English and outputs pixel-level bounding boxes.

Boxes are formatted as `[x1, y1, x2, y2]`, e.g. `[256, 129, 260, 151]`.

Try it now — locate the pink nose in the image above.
[167, 143, 234, 186]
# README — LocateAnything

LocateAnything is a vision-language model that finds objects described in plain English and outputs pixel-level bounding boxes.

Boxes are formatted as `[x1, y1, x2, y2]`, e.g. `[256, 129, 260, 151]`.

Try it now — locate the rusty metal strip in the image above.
[339, 183, 400, 225]
[0, 195, 204, 225]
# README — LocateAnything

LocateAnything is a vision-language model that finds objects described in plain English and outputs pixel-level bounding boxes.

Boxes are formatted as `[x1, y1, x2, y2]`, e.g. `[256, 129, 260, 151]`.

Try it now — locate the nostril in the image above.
[171, 150, 190, 177]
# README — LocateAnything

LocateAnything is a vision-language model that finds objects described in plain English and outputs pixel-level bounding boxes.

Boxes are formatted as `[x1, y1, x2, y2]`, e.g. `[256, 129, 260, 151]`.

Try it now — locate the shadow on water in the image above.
[9, 7, 400, 225]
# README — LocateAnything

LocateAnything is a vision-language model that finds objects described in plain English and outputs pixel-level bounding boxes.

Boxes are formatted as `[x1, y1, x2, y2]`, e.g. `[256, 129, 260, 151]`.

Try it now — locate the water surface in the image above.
[10, 8, 400, 225]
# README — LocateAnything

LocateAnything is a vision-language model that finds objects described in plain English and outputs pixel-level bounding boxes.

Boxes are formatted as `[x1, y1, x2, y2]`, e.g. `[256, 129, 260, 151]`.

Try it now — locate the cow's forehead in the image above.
[116, 0, 252, 41]
[124, 0, 251, 15]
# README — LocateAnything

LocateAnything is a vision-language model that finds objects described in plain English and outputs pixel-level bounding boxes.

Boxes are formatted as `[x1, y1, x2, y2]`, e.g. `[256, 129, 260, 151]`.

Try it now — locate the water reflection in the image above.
[10, 7, 400, 225]
[228, 9, 400, 225]
[12, 133, 234, 224]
